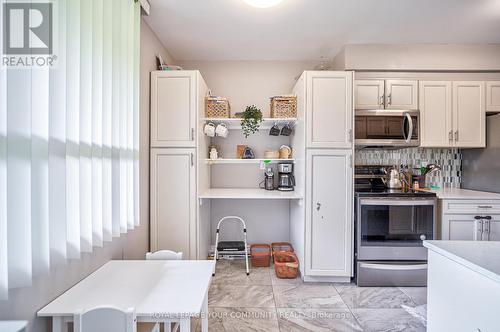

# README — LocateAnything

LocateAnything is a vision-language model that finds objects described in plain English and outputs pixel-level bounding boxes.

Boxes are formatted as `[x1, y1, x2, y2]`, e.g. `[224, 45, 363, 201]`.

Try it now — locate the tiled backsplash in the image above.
[355, 148, 462, 188]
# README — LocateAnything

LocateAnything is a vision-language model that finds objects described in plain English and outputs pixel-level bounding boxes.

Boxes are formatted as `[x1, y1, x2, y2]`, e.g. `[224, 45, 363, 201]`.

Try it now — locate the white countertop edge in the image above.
[424, 240, 500, 284]
[422, 188, 500, 200]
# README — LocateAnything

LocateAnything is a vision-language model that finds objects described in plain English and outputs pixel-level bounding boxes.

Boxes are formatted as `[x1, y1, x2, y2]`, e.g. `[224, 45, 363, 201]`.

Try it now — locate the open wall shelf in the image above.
[205, 158, 295, 165]
[200, 117, 298, 130]
[198, 188, 303, 200]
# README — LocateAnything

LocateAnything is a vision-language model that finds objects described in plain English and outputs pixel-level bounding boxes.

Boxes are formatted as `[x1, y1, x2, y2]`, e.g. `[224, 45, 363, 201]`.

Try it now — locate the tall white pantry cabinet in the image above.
[150, 71, 208, 259]
[150, 70, 354, 282]
[294, 71, 354, 282]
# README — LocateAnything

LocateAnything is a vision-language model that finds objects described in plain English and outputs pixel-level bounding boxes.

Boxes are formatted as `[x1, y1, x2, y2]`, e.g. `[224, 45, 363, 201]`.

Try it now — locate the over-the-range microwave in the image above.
[355, 109, 420, 147]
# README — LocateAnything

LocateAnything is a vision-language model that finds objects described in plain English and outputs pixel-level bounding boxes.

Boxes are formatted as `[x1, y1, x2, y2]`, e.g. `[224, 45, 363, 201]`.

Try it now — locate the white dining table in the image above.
[37, 260, 215, 332]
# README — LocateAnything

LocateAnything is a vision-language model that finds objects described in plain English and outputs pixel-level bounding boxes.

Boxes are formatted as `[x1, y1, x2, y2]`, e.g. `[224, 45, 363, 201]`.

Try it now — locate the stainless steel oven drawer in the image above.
[356, 261, 427, 287]
[357, 245, 428, 261]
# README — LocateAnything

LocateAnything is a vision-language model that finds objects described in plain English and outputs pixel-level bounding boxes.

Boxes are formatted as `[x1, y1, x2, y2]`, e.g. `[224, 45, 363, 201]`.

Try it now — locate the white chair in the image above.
[74, 307, 161, 332]
[0, 321, 28, 332]
[145, 250, 183, 332]
[74, 307, 137, 332]
[146, 250, 183, 260]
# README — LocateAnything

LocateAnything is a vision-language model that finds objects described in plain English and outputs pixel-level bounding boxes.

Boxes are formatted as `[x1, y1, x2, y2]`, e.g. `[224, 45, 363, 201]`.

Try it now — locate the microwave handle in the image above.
[403, 113, 413, 144]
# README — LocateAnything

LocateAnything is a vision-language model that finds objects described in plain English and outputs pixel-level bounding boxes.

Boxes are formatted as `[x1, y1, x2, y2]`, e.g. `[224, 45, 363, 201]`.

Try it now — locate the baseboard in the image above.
[302, 275, 351, 283]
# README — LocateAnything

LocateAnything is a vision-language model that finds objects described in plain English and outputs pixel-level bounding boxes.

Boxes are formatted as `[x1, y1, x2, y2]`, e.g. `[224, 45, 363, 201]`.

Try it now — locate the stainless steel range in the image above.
[355, 165, 437, 287]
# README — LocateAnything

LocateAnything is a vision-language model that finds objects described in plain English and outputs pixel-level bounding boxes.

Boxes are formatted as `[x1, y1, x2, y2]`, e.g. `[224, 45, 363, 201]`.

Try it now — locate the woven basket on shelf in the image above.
[274, 251, 299, 279]
[250, 244, 271, 267]
[205, 96, 230, 118]
[270, 96, 297, 118]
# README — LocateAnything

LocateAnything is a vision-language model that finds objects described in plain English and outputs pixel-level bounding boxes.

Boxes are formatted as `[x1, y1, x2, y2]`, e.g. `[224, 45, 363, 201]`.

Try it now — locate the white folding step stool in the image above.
[212, 216, 250, 276]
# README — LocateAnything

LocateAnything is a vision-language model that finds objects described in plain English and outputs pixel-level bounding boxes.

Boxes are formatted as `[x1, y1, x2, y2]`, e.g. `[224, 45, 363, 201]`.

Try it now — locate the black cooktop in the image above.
[355, 188, 437, 197]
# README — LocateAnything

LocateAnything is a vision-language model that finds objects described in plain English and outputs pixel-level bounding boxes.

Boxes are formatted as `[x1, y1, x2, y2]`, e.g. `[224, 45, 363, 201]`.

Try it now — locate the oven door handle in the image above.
[360, 199, 436, 206]
[359, 262, 428, 271]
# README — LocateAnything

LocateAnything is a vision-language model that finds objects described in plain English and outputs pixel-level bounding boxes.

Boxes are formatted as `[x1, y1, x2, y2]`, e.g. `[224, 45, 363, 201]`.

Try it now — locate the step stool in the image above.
[212, 216, 250, 276]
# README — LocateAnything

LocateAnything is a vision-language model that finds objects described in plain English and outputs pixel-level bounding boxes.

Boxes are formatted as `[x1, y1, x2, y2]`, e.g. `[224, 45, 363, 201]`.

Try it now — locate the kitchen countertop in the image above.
[424, 240, 500, 284]
[420, 188, 500, 200]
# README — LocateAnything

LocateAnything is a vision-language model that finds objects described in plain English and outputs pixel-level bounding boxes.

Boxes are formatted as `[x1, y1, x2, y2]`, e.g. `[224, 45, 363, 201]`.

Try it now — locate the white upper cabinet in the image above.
[306, 149, 353, 277]
[306, 71, 353, 149]
[354, 79, 418, 110]
[419, 81, 453, 147]
[151, 71, 207, 148]
[355, 80, 384, 109]
[385, 80, 418, 110]
[453, 81, 486, 148]
[486, 81, 500, 113]
[419, 80, 485, 148]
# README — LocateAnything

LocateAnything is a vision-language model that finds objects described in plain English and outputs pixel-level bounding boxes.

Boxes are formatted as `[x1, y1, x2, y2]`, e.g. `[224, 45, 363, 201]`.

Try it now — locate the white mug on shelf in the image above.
[215, 123, 228, 138]
[204, 122, 216, 137]
[209, 147, 219, 160]
[279, 145, 292, 159]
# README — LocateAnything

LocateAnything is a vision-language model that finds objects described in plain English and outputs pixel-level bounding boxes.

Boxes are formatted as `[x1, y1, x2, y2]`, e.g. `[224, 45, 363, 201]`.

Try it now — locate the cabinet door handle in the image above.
[455, 130, 459, 141]
[387, 94, 392, 106]
[190, 153, 194, 167]
[448, 130, 453, 142]
[478, 206, 493, 209]
[380, 95, 385, 107]
[348, 129, 353, 143]
[316, 202, 321, 211]
[191, 128, 195, 141]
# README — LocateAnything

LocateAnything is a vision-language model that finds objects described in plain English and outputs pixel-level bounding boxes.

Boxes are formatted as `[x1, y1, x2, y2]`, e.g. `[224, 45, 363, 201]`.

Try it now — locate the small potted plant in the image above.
[240, 105, 263, 138]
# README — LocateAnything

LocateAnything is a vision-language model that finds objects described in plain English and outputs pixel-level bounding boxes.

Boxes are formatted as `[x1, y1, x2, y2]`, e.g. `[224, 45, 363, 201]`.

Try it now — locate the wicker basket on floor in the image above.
[274, 251, 299, 279]
[250, 244, 271, 267]
[271, 242, 294, 257]
[205, 96, 230, 118]
[270, 96, 297, 118]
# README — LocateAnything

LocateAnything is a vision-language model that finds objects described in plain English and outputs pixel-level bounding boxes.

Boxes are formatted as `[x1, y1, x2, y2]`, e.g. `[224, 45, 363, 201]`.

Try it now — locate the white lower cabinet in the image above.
[150, 148, 196, 259]
[489, 217, 500, 241]
[305, 149, 353, 278]
[442, 215, 483, 241]
[440, 198, 500, 242]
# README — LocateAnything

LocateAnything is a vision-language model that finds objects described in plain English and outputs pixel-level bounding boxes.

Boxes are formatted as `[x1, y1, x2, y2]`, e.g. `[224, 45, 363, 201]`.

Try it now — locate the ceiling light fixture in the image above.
[241, 0, 284, 8]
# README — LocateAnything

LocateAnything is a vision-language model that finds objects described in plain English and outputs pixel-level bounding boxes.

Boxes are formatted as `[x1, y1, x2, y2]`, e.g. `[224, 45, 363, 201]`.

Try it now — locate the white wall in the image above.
[139, 19, 176, 256]
[0, 17, 174, 332]
[462, 115, 500, 193]
[179, 61, 319, 117]
[333, 44, 500, 71]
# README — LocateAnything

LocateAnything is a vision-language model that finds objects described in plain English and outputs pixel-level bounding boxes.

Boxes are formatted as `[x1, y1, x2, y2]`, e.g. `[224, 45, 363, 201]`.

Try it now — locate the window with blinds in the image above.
[0, 0, 141, 299]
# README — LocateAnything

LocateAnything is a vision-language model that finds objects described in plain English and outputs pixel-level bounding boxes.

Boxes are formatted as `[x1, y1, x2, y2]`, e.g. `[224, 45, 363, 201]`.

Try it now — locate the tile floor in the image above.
[196, 259, 427, 332]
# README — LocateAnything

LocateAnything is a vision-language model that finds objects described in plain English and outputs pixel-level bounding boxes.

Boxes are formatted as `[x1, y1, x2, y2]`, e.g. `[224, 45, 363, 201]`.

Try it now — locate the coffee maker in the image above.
[277, 163, 295, 191]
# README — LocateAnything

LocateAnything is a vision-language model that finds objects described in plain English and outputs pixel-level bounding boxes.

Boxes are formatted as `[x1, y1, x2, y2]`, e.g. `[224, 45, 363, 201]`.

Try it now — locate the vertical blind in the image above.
[0, 0, 141, 300]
